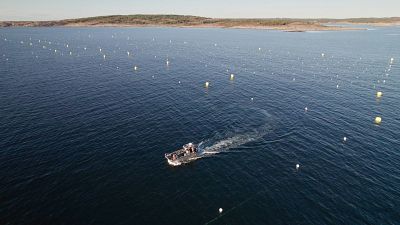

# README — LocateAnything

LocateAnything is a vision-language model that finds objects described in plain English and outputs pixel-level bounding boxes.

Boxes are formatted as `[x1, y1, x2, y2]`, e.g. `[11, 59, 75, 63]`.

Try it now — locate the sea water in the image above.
[1, 26, 399, 224]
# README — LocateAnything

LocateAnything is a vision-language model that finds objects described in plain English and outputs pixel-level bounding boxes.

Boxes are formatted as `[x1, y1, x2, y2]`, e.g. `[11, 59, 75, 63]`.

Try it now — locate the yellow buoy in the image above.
[376, 91, 383, 98]
[230, 74, 234, 80]
[205, 81, 209, 88]
[374, 116, 382, 124]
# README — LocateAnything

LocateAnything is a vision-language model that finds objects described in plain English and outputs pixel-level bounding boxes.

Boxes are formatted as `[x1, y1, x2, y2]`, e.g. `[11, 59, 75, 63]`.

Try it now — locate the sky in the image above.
[1, 0, 399, 21]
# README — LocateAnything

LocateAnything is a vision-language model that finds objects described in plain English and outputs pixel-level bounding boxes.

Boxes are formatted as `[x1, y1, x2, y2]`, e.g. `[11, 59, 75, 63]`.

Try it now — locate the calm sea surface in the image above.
[1, 27, 399, 225]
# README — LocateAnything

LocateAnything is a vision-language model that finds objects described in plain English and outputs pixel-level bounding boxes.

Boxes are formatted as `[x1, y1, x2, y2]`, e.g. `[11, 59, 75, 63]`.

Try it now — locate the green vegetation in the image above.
[1, 15, 399, 28]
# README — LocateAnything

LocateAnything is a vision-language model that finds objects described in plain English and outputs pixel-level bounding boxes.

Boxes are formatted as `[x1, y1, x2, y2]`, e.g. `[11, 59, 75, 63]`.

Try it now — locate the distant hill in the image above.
[1, 15, 399, 31]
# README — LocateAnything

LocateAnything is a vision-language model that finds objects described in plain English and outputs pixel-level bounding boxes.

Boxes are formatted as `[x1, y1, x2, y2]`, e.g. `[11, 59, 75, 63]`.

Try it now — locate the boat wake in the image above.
[169, 108, 276, 166]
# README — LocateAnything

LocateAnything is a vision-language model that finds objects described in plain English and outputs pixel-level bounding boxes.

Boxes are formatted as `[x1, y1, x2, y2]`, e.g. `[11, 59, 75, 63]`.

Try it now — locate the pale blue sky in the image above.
[1, 0, 399, 21]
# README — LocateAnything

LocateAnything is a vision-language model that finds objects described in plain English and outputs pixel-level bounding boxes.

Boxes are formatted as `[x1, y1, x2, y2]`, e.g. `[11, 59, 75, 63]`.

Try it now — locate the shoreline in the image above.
[0, 23, 365, 32]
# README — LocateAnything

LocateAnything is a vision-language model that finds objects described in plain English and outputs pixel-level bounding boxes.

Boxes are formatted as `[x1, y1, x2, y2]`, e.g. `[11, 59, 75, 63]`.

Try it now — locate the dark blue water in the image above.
[1, 27, 400, 225]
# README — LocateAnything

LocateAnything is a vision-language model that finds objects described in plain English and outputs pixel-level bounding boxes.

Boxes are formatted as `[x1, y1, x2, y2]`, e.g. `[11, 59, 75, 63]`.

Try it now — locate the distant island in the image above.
[1, 15, 400, 32]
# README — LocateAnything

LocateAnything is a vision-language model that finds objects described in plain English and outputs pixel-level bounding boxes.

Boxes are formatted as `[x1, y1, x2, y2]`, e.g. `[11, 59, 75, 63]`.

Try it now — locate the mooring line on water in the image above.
[203, 177, 293, 225]
[203, 188, 266, 225]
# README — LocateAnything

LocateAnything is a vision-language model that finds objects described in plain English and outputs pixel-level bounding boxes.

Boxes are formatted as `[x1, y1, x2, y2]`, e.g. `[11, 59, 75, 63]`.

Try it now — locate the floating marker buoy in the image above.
[205, 81, 209, 88]
[321, 53, 325, 57]
[219, 208, 223, 213]
[230, 74, 234, 80]
[251, 97, 254, 101]
[258, 47, 261, 51]
[374, 116, 382, 124]
[296, 164, 300, 170]
[69, 52, 72, 55]
[84, 47, 87, 50]
[376, 91, 383, 98]
[178, 81, 181, 84]
[134, 66, 138, 71]
[336, 84, 339, 89]
[99, 48, 102, 52]
[390, 58, 394, 64]
[305, 107, 308, 111]
[66, 44, 68, 48]
[343, 137, 347, 142]
[166, 60, 169, 66]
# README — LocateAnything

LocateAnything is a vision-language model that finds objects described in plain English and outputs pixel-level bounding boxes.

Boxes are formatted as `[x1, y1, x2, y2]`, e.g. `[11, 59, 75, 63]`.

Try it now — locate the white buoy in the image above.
[166, 60, 170, 66]
[69, 51, 72, 55]
[343, 137, 347, 142]
[321, 53, 325, 57]
[103, 54, 106, 59]
[374, 116, 382, 124]
[66, 44, 68, 48]
[84, 47, 87, 50]
[219, 208, 223, 214]
[127, 51, 130, 56]
[296, 164, 300, 170]
[376, 91, 383, 98]
[258, 47, 261, 51]
[230, 74, 234, 80]
[178, 81, 181, 84]
[251, 97, 254, 101]
[305, 107, 308, 111]
[205, 81, 209, 88]
[390, 57, 394, 64]
[336, 84, 339, 89]
[134, 66, 138, 71]
[99, 48, 102, 52]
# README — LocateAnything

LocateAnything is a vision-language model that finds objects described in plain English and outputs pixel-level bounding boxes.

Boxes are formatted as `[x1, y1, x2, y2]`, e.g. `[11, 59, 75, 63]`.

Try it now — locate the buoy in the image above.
[296, 164, 300, 170]
[376, 91, 383, 98]
[258, 47, 261, 51]
[390, 58, 394, 64]
[219, 208, 223, 213]
[166, 60, 169, 66]
[336, 84, 339, 89]
[205, 81, 209, 88]
[230, 74, 234, 80]
[178, 81, 181, 84]
[343, 137, 347, 142]
[321, 53, 325, 57]
[99, 48, 102, 52]
[134, 66, 138, 71]
[103, 55, 106, 59]
[251, 97, 254, 101]
[305, 107, 308, 111]
[84, 47, 87, 50]
[69, 51, 72, 55]
[66, 44, 68, 48]
[127, 51, 130, 56]
[374, 116, 382, 124]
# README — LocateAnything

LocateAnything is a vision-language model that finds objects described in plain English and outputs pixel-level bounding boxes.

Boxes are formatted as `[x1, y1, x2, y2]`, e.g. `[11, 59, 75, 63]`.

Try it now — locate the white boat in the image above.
[165, 143, 201, 166]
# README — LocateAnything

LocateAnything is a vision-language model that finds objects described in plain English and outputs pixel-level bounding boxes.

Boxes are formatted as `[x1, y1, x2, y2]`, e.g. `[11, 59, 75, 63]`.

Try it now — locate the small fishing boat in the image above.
[165, 143, 200, 166]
